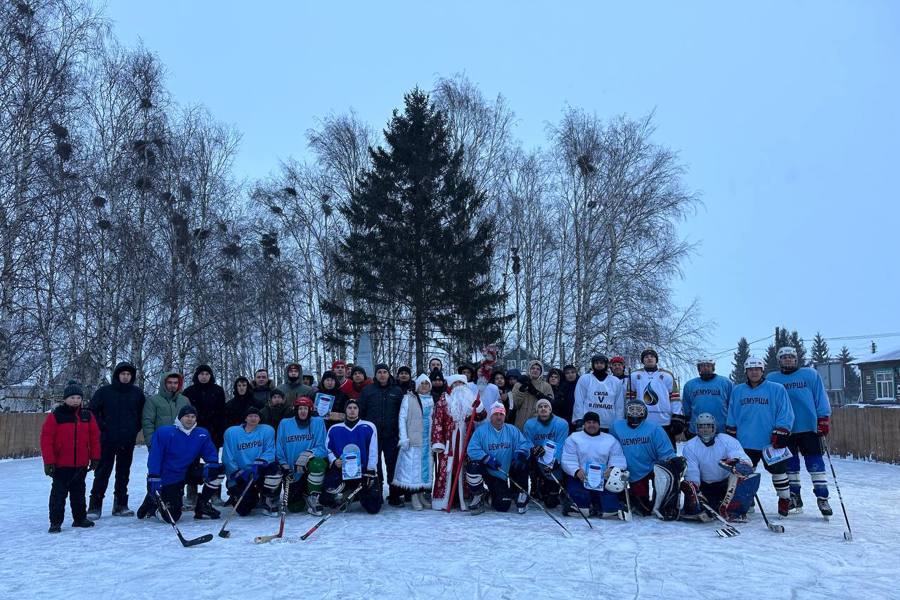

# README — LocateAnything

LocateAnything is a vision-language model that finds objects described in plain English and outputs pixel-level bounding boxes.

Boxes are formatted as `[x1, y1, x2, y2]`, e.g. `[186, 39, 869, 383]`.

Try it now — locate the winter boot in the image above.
[469, 493, 485, 515]
[411, 492, 424, 511]
[136, 495, 156, 520]
[48, 524, 62, 534]
[184, 486, 198, 511]
[777, 497, 790, 517]
[87, 497, 102, 521]
[72, 518, 95, 528]
[788, 492, 803, 514]
[817, 497, 833, 517]
[112, 496, 134, 517]
[194, 499, 221, 520]
[421, 491, 432, 509]
[306, 493, 323, 517]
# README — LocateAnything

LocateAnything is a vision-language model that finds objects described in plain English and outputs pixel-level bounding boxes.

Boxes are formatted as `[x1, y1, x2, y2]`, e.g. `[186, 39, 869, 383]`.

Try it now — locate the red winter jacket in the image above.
[40, 405, 101, 468]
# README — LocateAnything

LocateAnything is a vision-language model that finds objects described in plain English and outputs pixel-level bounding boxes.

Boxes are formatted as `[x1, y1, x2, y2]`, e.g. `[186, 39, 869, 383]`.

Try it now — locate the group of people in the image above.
[39, 346, 833, 534]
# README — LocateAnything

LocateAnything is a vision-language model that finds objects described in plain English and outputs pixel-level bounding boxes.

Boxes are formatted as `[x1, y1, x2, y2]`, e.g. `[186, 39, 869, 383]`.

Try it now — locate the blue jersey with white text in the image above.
[523, 415, 569, 463]
[275, 415, 328, 468]
[766, 368, 830, 434]
[726, 379, 794, 450]
[681, 375, 732, 433]
[467, 422, 532, 479]
[222, 423, 276, 478]
[610, 419, 675, 481]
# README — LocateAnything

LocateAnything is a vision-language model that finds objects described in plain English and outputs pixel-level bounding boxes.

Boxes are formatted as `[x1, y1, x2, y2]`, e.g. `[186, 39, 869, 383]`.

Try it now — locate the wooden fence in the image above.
[830, 405, 900, 464]
[0, 406, 897, 462]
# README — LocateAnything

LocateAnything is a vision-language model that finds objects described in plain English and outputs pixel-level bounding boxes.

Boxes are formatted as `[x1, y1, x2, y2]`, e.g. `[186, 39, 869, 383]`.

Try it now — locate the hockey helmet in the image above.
[625, 401, 647, 427]
[743, 356, 765, 370]
[696, 412, 717, 443]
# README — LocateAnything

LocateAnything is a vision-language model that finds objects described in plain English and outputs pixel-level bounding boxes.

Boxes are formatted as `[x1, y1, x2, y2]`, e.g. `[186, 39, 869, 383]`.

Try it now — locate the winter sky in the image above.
[105, 0, 900, 366]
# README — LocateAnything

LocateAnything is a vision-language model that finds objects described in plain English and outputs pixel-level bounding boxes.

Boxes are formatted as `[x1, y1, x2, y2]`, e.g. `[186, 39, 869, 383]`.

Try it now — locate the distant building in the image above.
[853, 347, 900, 404]
[500, 347, 543, 373]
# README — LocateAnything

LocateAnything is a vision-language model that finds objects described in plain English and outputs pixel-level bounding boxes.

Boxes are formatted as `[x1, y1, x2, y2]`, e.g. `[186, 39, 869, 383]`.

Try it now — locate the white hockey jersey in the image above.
[682, 433, 750, 485]
[627, 368, 681, 426]
[561, 430, 627, 477]
[573, 373, 625, 429]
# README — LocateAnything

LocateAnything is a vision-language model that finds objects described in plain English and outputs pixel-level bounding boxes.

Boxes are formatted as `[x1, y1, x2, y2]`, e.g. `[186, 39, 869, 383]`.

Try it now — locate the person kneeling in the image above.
[222, 406, 280, 516]
[681, 412, 759, 523]
[561, 411, 629, 519]
[276, 396, 328, 516]
[465, 403, 532, 514]
[320, 399, 382, 514]
[137, 405, 224, 523]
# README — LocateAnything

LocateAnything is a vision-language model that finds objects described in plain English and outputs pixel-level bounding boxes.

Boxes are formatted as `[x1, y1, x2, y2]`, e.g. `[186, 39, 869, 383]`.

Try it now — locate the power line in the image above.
[709, 331, 900, 362]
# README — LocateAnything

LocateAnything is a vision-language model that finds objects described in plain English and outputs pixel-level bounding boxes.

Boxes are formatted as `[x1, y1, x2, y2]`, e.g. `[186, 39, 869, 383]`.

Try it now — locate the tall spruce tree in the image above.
[731, 337, 750, 384]
[838, 346, 861, 402]
[811, 332, 830, 365]
[329, 89, 508, 372]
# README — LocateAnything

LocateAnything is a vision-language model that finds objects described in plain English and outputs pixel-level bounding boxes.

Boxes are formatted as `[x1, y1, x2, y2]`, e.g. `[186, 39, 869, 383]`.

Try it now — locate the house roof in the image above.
[852, 346, 900, 366]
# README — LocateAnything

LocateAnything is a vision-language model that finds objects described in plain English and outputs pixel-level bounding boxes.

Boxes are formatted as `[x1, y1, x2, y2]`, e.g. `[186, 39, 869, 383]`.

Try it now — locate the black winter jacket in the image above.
[358, 378, 404, 441]
[88, 362, 145, 446]
[182, 365, 228, 447]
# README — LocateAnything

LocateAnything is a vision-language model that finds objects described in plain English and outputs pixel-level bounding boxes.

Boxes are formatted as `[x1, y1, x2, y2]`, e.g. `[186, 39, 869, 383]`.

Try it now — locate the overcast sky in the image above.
[105, 0, 900, 366]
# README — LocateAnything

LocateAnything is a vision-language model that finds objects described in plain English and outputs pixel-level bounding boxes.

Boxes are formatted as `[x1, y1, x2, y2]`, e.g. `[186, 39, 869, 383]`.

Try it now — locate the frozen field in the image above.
[1, 448, 896, 600]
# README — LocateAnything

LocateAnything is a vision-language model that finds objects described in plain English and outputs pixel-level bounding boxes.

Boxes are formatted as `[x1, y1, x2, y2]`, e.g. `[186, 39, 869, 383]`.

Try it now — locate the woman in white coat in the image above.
[393, 374, 435, 510]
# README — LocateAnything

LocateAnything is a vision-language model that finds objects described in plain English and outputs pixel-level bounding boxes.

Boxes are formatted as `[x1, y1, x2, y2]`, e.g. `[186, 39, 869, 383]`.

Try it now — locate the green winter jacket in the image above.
[276, 362, 315, 405]
[142, 370, 189, 445]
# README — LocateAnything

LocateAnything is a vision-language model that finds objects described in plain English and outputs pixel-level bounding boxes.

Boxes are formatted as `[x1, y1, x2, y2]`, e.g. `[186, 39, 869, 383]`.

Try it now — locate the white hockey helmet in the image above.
[744, 356, 765, 370]
[776, 346, 796, 359]
[696, 357, 716, 366]
[696, 412, 717, 443]
[605, 467, 626, 493]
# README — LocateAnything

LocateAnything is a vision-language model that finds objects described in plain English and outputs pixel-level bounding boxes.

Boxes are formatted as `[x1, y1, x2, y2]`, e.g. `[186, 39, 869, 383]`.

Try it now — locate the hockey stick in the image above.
[155, 492, 213, 547]
[446, 394, 479, 512]
[496, 466, 572, 537]
[218, 476, 256, 538]
[546, 470, 593, 529]
[622, 479, 634, 523]
[300, 483, 364, 541]
[753, 495, 785, 534]
[699, 500, 740, 538]
[254, 473, 292, 544]
[822, 440, 852, 541]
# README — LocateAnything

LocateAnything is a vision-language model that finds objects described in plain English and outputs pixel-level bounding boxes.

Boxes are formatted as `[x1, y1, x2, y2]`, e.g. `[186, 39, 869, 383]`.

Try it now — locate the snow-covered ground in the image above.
[2, 448, 896, 600]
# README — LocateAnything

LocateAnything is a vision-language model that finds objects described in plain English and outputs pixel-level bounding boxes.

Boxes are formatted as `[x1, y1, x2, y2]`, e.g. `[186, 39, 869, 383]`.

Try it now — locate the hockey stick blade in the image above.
[253, 533, 281, 544]
[179, 532, 214, 547]
[300, 485, 364, 541]
[218, 478, 256, 538]
[700, 501, 741, 538]
[498, 467, 572, 538]
[753, 495, 785, 534]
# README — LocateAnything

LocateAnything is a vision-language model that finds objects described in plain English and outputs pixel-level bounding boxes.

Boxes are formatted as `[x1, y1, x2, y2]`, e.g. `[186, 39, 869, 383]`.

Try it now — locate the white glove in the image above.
[295, 450, 314, 470]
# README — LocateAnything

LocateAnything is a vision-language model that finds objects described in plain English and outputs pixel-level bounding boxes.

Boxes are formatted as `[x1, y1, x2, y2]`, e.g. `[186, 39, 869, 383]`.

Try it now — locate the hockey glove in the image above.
[482, 456, 501, 471]
[295, 450, 314, 470]
[203, 462, 223, 481]
[44, 464, 55, 477]
[148, 475, 162, 496]
[817, 416, 830, 437]
[363, 470, 378, 490]
[724, 425, 737, 438]
[669, 414, 686, 436]
[531, 445, 546, 458]
[248, 458, 268, 481]
[770, 427, 790, 449]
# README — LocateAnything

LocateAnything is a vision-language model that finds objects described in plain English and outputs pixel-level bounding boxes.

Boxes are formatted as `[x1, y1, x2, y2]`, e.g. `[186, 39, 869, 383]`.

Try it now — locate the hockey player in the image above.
[610, 356, 626, 381]
[573, 354, 624, 432]
[766, 347, 833, 516]
[321, 398, 382, 514]
[726, 356, 795, 516]
[465, 403, 533, 514]
[523, 398, 569, 508]
[40, 381, 101, 533]
[222, 407, 280, 516]
[610, 402, 683, 519]
[680, 413, 758, 522]
[276, 396, 328, 516]
[681, 357, 732, 438]
[627, 348, 685, 448]
[561, 411, 628, 518]
[136, 405, 224, 523]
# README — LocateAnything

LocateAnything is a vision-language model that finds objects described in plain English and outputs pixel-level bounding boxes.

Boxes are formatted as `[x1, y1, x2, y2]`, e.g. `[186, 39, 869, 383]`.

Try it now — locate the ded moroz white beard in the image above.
[448, 385, 475, 425]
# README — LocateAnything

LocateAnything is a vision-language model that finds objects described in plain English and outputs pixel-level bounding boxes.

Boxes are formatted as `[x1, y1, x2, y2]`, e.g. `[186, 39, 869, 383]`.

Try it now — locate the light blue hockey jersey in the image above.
[523, 415, 569, 463]
[766, 368, 830, 434]
[222, 423, 276, 478]
[610, 419, 675, 481]
[467, 422, 532, 479]
[726, 379, 794, 450]
[275, 415, 328, 468]
[681, 375, 732, 433]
